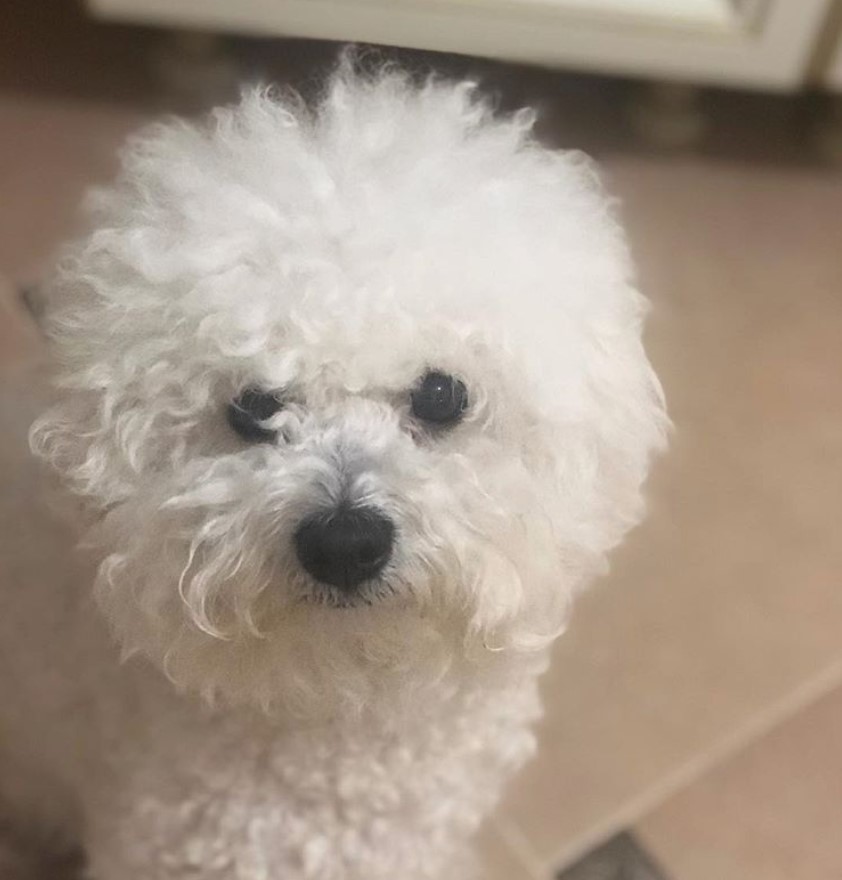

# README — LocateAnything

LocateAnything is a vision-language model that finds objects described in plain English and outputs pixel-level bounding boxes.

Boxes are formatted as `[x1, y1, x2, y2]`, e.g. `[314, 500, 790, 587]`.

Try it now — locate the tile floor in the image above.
[2, 5, 842, 879]
[637, 683, 842, 880]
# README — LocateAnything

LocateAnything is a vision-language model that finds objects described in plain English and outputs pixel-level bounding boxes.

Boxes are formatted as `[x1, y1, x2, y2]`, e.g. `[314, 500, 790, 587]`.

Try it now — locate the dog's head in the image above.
[31, 67, 666, 718]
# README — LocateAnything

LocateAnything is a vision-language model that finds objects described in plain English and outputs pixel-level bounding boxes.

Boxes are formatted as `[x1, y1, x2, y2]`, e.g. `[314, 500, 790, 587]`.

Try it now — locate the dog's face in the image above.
[33, 71, 666, 717]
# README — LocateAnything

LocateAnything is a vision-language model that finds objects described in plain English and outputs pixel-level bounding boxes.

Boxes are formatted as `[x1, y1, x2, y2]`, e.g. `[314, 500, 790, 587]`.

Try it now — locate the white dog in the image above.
[3, 59, 666, 879]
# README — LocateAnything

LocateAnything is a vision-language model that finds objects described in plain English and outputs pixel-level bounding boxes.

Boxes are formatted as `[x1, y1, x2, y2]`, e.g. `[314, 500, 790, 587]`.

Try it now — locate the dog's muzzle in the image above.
[294, 506, 395, 593]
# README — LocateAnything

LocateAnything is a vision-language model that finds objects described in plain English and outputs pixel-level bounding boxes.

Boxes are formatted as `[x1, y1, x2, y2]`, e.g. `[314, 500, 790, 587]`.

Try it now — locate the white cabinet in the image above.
[89, 0, 836, 91]
[826, 17, 842, 92]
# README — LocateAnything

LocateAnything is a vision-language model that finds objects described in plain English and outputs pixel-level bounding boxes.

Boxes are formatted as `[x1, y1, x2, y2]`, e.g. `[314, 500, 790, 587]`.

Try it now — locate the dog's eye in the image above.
[227, 387, 283, 442]
[411, 371, 468, 426]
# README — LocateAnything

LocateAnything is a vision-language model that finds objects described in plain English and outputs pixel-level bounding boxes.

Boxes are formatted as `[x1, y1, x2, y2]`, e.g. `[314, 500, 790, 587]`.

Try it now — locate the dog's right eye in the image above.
[411, 371, 468, 426]
[227, 387, 283, 442]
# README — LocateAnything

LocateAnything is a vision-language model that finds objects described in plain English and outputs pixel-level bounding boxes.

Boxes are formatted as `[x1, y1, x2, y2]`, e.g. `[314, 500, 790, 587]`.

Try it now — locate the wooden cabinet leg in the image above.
[152, 30, 240, 111]
[814, 94, 842, 162]
[627, 81, 707, 149]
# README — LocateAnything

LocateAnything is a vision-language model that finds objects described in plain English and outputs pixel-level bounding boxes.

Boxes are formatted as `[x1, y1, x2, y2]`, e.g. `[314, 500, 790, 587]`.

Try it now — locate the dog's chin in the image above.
[155, 605, 474, 722]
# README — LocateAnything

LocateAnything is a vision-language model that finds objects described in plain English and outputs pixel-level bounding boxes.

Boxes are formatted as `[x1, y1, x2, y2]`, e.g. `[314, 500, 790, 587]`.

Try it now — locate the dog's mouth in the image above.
[299, 575, 400, 610]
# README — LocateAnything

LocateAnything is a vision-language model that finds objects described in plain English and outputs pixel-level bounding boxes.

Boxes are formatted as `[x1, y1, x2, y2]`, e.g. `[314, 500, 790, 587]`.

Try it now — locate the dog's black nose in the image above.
[294, 507, 395, 592]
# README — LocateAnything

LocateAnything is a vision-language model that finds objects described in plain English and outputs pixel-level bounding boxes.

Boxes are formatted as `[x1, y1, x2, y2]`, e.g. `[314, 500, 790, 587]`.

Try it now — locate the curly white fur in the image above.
[6, 57, 666, 879]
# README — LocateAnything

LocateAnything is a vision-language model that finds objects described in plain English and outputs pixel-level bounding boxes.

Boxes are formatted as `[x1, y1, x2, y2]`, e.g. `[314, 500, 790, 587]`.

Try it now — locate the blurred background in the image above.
[1, 2, 842, 879]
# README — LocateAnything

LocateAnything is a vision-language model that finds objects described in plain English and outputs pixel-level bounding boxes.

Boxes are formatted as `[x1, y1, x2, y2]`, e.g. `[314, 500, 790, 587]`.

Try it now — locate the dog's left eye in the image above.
[411, 371, 468, 425]
[227, 387, 284, 442]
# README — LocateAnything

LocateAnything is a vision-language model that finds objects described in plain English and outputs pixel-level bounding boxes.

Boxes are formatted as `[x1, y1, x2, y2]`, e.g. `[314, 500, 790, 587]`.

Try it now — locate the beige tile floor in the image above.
[638, 683, 842, 880]
[3, 20, 842, 880]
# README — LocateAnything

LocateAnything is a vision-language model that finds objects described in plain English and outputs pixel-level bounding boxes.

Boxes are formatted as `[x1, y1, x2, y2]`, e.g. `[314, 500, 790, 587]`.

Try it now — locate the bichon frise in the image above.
[4, 59, 666, 879]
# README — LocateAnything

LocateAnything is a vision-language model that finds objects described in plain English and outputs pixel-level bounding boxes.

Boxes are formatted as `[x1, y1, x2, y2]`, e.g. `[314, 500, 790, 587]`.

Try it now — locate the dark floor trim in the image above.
[557, 831, 671, 880]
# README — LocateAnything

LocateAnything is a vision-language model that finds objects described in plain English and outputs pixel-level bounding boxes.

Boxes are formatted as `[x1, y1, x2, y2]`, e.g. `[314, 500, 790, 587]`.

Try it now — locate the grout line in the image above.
[538, 653, 842, 875]
[488, 813, 549, 879]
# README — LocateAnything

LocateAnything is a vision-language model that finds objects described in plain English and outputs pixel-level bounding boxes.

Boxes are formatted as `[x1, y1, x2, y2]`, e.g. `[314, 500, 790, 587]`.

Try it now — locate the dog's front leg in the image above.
[81, 776, 481, 880]
[79, 683, 539, 880]
[82, 781, 260, 880]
